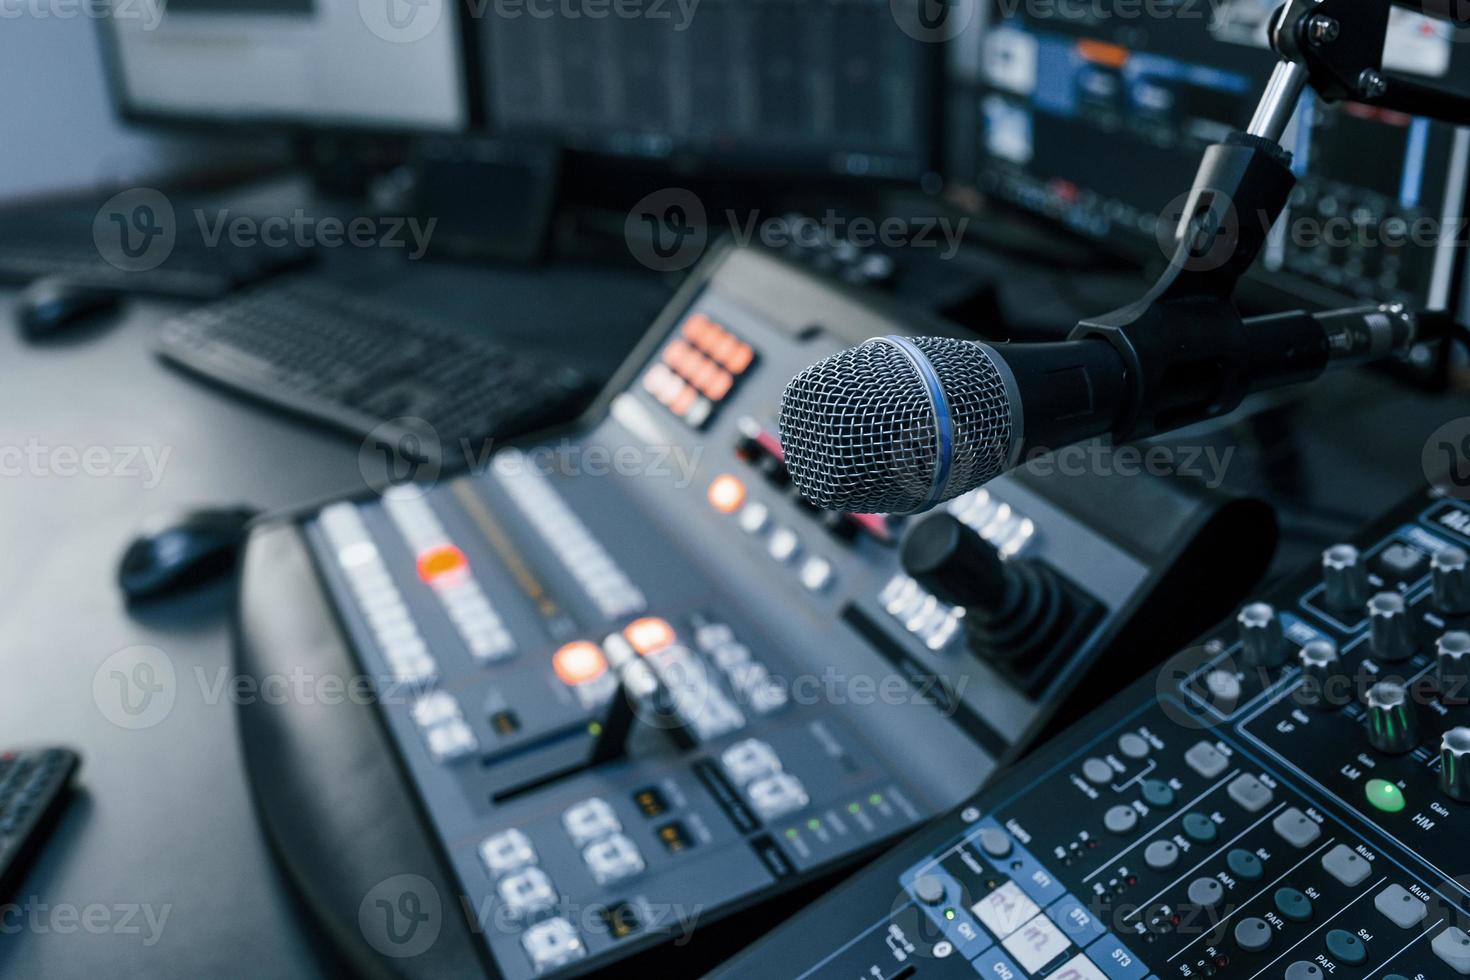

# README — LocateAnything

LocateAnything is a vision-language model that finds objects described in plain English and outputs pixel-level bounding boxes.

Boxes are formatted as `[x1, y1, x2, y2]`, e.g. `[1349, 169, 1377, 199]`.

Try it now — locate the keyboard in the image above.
[0, 748, 79, 897]
[157, 281, 594, 459]
[0, 205, 311, 299]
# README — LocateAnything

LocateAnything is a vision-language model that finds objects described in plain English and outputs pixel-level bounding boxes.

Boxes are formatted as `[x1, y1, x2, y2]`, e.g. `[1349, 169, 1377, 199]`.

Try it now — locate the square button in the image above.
[1047, 895, 1107, 947]
[1321, 844, 1372, 887]
[1272, 807, 1322, 848]
[1433, 926, 1470, 974]
[1184, 741, 1229, 779]
[583, 833, 646, 885]
[563, 797, 621, 847]
[745, 772, 809, 821]
[498, 867, 558, 918]
[1374, 883, 1428, 929]
[1227, 774, 1275, 813]
[478, 828, 536, 878]
[1002, 913, 1072, 973]
[521, 917, 584, 971]
[721, 738, 782, 787]
[1088, 935, 1148, 979]
[1050, 954, 1109, 980]
[972, 881, 1041, 941]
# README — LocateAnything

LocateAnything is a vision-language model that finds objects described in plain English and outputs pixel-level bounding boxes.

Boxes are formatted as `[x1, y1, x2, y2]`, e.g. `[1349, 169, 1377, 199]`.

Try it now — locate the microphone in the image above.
[779, 304, 1423, 515]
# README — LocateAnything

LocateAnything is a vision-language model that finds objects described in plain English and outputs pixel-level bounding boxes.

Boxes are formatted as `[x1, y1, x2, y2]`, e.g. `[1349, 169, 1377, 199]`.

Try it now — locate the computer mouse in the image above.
[117, 506, 259, 602]
[16, 277, 121, 339]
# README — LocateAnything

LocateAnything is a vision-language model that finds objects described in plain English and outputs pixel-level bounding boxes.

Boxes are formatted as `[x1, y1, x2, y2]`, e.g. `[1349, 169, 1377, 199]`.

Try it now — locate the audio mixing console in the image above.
[233, 245, 1273, 978]
[718, 484, 1470, 980]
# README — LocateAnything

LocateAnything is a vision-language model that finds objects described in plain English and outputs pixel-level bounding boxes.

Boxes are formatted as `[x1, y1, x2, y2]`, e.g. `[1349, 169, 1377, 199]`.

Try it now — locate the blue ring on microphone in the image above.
[876, 335, 952, 511]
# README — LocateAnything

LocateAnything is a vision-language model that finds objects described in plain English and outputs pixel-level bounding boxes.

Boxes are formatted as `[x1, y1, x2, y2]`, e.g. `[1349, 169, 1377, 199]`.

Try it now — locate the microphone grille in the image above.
[779, 336, 1014, 514]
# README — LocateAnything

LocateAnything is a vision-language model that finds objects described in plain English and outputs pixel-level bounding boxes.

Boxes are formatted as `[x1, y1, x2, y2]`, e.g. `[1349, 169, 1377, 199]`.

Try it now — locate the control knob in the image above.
[1297, 639, 1341, 710]
[901, 512, 1082, 669]
[1365, 681, 1419, 755]
[1322, 544, 1369, 612]
[1368, 592, 1415, 662]
[1433, 546, 1470, 615]
[1439, 631, 1470, 704]
[1442, 727, 1470, 802]
[1237, 602, 1288, 669]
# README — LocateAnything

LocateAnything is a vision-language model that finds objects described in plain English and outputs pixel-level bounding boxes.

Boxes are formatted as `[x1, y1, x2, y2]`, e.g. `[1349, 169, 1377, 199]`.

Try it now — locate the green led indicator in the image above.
[1365, 778, 1406, 813]
[807, 818, 822, 831]
[869, 793, 883, 806]
[944, 908, 956, 920]
[587, 722, 602, 736]
[848, 802, 861, 814]
[785, 828, 798, 839]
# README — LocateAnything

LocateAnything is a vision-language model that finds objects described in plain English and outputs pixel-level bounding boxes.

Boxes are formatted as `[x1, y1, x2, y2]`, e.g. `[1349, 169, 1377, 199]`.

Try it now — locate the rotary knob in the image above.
[1434, 547, 1470, 615]
[1439, 631, 1470, 702]
[1322, 544, 1369, 612]
[1365, 681, 1419, 755]
[1237, 602, 1288, 669]
[1297, 639, 1341, 710]
[1368, 592, 1416, 662]
[1442, 727, 1470, 802]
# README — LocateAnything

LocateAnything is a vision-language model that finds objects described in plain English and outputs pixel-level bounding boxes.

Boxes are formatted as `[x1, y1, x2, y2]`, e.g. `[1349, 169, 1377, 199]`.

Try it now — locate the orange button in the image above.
[724, 341, 754, 374]
[701, 368, 733, 401]
[624, 617, 676, 655]
[553, 641, 607, 686]
[707, 474, 746, 514]
[670, 385, 697, 416]
[682, 313, 714, 344]
[416, 544, 468, 584]
[662, 339, 691, 370]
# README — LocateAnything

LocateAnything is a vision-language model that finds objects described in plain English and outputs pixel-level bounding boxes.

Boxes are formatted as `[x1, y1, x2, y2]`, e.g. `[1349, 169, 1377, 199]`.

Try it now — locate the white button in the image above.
[497, 867, 557, 917]
[1003, 914, 1072, 973]
[799, 557, 833, 592]
[722, 738, 783, 785]
[521, 917, 585, 971]
[746, 772, 809, 820]
[1052, 954, 1107, 980]
[971, 881, 1041, 940]
[562, 797, 621, 847]
[738, 502, 769, 534]
[582, 833, 645, 885]
[695, 623, 735, 651]
[768, 527, 799, 562]
[479, 828, 536, 878]
[411, 691, 460, 729]
[424, 719, 476, 762]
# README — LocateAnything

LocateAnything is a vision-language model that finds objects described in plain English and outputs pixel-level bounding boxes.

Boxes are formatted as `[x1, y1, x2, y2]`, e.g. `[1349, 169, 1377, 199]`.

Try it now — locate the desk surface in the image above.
[0, 250, 668, 978]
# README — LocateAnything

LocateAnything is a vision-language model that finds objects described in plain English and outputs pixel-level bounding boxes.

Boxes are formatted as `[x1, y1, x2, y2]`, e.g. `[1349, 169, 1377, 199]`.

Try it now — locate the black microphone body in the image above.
[779, 304, 1421, 514]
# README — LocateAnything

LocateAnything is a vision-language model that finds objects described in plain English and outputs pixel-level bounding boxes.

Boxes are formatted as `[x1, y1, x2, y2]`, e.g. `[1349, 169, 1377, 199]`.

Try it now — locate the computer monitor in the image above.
[101, 0, 468, 131]
[475, 0, 940, 181]
[950, 0, 1470, 310]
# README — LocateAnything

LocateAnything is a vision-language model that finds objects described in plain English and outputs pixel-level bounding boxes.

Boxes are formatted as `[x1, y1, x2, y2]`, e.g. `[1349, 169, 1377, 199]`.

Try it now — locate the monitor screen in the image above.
[103, 0, 468, 130]
[477, 0, 939, 180]
[952, 0, 1470, 308]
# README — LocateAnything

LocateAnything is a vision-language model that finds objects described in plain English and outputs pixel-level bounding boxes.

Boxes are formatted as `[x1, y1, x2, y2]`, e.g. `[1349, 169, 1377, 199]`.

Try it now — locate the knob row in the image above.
[1321, 542, 1470, 616]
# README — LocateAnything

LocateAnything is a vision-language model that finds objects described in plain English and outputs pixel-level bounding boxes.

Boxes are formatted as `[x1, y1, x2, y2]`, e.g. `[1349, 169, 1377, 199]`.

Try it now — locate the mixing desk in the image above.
[718, 484, 1470, 980]
[233, 245, 1274, 977]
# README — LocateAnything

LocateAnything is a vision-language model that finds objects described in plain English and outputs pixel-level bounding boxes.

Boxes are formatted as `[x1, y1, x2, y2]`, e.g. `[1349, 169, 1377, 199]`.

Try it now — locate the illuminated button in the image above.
[707, 475, 747, 514]
[1366, 778, 1407, 813]
[416, 544, 468, 584]
[562, 798, 621, 847]
[553, 642, 607, 686]
[738, 502, 769, 534]
[768, 527, 800, 563]
[624, 617, 676, 656]
[681, 313, 713, 343]
[521, 917, 584, 971]
[724, 341, 754, 374]
[497, 867, 558, 917]
[799, 557, 833, 592]
[670, 385, 697, 416]
[479, 828, 536, 878]
[583, 833, 645, 885]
